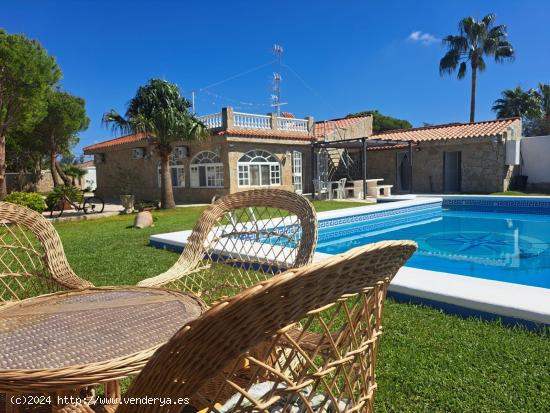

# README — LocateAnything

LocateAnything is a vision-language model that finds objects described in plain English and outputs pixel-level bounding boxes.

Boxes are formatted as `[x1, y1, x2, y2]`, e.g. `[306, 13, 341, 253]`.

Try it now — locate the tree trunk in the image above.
[0, 134, 7, 199]
[159, 152, 176, 209]
[50, 150, 61, 186]
[55, 160, 72, 186]
[469, 65, 477, 123]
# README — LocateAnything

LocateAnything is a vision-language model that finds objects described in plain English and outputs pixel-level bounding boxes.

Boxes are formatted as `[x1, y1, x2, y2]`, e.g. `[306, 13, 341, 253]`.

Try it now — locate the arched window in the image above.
[158, 155, 185, 188]
[237, 150, 281, 187]
[190, 151, 224, 188]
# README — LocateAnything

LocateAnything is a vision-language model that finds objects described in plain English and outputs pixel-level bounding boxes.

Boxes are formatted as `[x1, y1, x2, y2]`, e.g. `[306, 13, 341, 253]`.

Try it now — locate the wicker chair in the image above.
[138, 189, 318, 305]
[59, 240, 416, 413]
[0, 202, 93, 305]
[0, 202, 93, 413]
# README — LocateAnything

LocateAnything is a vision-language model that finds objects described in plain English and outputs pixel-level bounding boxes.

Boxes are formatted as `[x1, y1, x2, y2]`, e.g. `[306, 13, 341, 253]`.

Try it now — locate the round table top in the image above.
[0, 287, 205, 375]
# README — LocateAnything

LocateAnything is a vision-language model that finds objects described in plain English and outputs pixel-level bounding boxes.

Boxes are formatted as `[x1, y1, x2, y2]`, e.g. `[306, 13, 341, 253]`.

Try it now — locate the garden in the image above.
[52, 204, 550, 413]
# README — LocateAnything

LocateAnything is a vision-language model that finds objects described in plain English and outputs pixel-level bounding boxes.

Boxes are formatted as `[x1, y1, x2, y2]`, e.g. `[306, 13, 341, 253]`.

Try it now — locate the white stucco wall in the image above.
[521, 136, 550, 186]
[84, 167, 97, 190]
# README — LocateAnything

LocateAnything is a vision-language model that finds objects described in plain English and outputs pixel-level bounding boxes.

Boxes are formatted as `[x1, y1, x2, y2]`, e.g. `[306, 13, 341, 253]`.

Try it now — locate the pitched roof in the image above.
[77, 160, 95, 168]
[370, 118, 520, 142]
[83, 133, 148, 152]
[313, 116, 370, 139]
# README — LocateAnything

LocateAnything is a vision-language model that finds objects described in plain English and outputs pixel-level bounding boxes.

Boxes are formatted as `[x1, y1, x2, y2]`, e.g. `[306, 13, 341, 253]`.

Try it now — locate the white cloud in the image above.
[408, 31, 439, 46]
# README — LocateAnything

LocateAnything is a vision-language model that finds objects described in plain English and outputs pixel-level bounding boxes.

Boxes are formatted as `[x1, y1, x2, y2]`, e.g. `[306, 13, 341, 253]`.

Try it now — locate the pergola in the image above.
[310, 137, 417, 199]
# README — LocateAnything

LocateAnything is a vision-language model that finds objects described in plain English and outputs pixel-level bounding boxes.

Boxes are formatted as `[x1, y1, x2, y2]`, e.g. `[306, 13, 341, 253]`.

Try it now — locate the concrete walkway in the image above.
[45, 203, 124, 222]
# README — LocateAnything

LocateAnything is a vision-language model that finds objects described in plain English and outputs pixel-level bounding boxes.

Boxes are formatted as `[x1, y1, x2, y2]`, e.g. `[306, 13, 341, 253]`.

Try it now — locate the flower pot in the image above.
[120, 194, 135, 214]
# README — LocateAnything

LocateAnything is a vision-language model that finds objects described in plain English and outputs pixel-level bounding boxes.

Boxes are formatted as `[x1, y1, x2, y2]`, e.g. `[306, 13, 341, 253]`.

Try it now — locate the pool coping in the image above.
[389, 266, 549, 327]
[149, 197, 550, 329]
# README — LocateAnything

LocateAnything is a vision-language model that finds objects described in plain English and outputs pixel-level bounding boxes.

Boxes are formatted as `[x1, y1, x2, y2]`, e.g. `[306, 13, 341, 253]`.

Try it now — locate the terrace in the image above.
[199, 107, 314, 133]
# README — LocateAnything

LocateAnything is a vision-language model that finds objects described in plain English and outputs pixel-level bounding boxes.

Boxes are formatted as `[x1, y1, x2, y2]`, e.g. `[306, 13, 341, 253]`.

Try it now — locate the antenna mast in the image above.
[271, 44, 287, 116]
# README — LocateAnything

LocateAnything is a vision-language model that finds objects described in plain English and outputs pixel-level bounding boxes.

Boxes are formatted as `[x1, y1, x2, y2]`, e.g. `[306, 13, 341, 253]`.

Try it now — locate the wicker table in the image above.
[0, 287, 206, 412]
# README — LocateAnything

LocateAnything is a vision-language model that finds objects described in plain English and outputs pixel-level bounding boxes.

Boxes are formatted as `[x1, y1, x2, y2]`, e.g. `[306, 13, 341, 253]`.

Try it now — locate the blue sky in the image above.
[2, 0, 550, 153]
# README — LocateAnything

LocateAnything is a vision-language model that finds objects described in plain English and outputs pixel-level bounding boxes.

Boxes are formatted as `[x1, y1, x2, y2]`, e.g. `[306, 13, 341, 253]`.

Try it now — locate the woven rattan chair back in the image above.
[118, 240, 417, 413]
[139, 189, 318, 305]
[0, 202, 92, 305]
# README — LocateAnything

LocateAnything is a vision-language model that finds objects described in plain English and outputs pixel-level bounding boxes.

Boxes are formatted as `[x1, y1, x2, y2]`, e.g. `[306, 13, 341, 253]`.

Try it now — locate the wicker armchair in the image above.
[138, 189, 318, 305]
[60, 240, 416, 413]
[0, 202, 93, 305]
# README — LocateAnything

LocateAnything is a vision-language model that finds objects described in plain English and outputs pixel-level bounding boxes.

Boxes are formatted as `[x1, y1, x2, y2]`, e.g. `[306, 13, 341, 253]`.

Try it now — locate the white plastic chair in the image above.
[332, 178, 347, 199]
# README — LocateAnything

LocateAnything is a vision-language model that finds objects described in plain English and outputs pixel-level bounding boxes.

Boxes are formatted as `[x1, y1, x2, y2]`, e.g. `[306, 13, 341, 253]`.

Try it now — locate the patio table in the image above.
[0, 286, 206, 411]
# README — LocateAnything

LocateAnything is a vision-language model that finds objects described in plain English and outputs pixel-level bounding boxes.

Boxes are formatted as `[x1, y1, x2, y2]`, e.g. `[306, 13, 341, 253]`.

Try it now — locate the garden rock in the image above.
[134, 211, 153, 229]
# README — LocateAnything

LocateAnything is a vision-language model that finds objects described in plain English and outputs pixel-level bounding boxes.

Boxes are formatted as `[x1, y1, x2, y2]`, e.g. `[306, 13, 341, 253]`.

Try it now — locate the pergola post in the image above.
[408, 141, 414, 194]
[362, 138, 367, 200]
[311, 144, 316, 199]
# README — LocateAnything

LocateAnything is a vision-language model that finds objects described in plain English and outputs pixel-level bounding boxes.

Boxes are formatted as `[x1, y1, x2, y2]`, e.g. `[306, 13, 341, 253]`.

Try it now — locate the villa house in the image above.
[83, 107, 521, 202]
[83, 108, 371, 202]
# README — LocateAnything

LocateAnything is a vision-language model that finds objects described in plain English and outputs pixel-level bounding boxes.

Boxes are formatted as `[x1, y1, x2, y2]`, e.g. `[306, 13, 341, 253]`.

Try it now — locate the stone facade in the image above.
[87, 135, 313, 203]
[6, 171, 55, 193]
[366, 133, 520, 194]
[85, 110, 521, 200]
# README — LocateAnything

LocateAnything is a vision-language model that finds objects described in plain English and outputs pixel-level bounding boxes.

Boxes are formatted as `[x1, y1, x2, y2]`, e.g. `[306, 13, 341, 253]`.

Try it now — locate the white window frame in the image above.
[158, 155, 185, 188]
[237, 150, 281, 187]
[190, 151, 224, 188]
[292, 150, 303, 193]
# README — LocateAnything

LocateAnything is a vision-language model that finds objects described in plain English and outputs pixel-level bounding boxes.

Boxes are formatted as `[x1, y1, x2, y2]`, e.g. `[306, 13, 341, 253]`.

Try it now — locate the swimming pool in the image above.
[317, 209, 550, 289]
[150, 197, 550, 327]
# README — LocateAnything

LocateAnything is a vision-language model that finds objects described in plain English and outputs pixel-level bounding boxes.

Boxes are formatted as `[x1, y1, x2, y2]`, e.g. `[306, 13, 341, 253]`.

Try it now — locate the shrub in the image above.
[4, 192, 47, 212]
[134, 199, 160, 211]
[45, 185, 83, 208]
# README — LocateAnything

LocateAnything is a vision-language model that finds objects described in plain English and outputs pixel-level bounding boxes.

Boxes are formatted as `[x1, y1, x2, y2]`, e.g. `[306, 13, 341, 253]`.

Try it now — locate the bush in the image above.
[134, 199, 160, 211]
[4, 192, 47, 212]
[45, 185, 83, 208]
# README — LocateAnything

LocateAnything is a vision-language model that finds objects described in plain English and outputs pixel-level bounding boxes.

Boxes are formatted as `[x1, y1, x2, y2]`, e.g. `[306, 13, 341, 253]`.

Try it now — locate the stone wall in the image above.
[366, 137, 518, 194]
[89, 135, 312, 203]
[322, 116, 373, 141]
[6, 171, 54, 193]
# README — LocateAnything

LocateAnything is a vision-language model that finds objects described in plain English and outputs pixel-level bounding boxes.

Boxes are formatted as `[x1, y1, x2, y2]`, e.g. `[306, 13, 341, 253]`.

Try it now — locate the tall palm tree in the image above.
[492, 86, 542, 120]
[538, 83, 550, 119]
[103, 79, 208, 209]
[440, 14, 515, 122]
[532, 83, 550, 135]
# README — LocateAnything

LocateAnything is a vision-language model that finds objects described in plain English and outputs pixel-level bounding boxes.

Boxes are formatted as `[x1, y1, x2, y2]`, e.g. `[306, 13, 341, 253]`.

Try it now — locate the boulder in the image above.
[134, 211, 154, 229]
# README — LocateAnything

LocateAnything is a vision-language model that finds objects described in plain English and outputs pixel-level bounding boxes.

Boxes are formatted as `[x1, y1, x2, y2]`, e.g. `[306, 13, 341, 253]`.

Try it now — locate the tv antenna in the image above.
[271, 44, 287, 116]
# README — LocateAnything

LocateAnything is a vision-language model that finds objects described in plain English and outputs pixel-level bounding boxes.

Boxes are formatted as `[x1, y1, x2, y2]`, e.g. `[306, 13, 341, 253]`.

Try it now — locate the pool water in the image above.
[317, 210, 550, 289]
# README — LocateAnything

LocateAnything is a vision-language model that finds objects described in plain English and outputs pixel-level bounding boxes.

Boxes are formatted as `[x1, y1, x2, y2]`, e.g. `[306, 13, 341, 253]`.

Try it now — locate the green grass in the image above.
[55, 200, 367, 286]
[490, 191, 550, 196]
[53, 200, 549, 413]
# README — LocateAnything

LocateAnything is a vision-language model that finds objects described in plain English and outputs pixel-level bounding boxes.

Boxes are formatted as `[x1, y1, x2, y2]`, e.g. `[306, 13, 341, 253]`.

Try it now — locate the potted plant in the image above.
[120, 193, 135, 214]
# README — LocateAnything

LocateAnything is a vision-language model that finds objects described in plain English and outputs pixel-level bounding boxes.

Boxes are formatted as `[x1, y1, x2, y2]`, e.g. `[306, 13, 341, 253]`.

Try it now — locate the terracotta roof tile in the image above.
[77, 160, 95, 168]
[83, 133, 148, 152]
[219, 128, 314, 140]
[313, 116, 370, 139]
[370, 118, 520, 143]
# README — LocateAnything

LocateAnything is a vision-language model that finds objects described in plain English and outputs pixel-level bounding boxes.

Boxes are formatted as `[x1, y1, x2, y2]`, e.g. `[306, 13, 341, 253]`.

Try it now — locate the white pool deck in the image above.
[150, 198, 550, 327]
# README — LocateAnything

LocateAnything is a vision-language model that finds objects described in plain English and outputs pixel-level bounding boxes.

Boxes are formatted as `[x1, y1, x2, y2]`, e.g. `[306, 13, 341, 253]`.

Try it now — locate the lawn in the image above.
[54, 201, 549, 413]
[490, 191, 550, 196]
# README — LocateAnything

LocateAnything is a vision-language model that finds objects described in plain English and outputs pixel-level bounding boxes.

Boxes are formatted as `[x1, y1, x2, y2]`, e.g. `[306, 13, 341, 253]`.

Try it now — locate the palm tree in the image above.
[538, 83, 550, 131]
[62, 164, 87, 186]
[492, 86, 542, 120]
[103, 79, 208, 209]
[440, 14, 515, 122]
[537, 83, 550, 121]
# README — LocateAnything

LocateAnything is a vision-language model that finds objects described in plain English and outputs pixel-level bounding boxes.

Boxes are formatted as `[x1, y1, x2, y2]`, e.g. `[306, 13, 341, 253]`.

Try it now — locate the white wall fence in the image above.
[521, 135, 550, 190]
